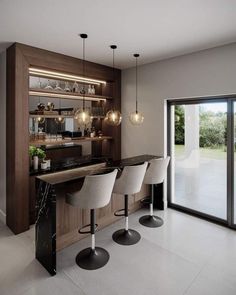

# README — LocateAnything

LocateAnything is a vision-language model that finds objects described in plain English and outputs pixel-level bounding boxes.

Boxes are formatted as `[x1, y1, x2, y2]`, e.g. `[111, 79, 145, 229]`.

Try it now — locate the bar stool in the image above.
[66, 169, 117, 270]
[139, 157, 170, 228]
[112, 162, 148, 245]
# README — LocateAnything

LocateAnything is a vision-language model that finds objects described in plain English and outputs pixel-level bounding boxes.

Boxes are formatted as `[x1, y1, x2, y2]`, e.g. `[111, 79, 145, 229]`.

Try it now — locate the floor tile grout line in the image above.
[61, 269, 88, 295]
[182, 260, 209, 295]
[140, 235, 207, 269]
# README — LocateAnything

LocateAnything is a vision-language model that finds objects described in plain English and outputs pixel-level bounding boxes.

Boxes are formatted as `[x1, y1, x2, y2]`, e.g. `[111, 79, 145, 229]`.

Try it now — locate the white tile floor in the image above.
[1, 208, 236, 295]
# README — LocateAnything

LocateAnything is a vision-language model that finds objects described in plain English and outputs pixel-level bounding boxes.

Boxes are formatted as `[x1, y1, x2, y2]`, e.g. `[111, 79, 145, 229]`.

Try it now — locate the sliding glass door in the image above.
[168, 97, 236, 227]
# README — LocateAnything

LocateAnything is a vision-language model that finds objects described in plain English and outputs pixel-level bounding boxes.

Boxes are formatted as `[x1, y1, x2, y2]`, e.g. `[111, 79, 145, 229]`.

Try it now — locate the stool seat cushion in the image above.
[144, 157, 170, 185]
[113, 162, 148, 195]
[66, 169, 118, 209]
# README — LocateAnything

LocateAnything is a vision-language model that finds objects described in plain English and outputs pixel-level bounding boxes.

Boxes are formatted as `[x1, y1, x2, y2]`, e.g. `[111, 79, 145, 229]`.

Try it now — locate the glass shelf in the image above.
[29, 136, 113, 147]
[29, 88, 112, 102]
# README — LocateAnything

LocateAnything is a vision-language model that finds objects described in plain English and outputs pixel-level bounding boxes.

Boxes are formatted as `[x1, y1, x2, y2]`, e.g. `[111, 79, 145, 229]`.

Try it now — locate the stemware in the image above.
[64, 82, 71, 92]
[45, 79, 53, 90]
[55, 81, 62, 91]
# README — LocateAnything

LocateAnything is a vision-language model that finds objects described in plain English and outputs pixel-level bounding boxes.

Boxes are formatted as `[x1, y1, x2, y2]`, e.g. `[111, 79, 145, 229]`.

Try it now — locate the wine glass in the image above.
[55, 81, 62, 91]
[64, 82, 71, 92]
[45, 79, 53, 90]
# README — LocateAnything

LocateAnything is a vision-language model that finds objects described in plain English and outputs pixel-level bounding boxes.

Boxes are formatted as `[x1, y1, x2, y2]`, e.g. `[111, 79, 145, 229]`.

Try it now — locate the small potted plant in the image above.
[29, 146, 46, 170]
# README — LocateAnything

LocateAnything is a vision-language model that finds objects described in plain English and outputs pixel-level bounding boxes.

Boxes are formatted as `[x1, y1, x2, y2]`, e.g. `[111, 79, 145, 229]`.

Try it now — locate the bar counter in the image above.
[35, 155, 160, 275]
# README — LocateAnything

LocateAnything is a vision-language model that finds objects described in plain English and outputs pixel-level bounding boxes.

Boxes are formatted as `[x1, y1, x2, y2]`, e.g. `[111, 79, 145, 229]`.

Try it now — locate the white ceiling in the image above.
[1, 0, 236, 69]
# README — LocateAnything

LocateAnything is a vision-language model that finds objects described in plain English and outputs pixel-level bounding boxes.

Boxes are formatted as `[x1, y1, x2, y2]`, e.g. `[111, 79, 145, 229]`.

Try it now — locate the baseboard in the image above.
[0, 209, 6, 224]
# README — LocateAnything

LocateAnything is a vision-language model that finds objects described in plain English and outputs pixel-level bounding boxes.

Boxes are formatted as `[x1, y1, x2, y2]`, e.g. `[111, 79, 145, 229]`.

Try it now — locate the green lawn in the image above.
[175, 145, 227, 160]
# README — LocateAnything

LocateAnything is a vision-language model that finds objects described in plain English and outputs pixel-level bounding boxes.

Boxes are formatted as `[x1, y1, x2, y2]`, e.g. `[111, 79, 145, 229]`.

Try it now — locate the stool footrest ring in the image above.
[140, 197, 151, 205]
[79, 223, 98, 234]
[114, 208, 130, 217]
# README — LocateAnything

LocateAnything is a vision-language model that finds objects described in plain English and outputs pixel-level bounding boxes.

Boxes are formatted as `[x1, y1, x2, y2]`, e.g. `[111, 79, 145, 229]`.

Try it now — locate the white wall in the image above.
[121, 43, 236, 158]
[0, 51, 6, 223]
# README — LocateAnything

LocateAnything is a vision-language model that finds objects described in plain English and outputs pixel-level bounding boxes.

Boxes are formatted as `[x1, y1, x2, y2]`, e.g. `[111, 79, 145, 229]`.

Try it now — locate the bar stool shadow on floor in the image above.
[112, 162, 148, 246]
[139, 157, 170, 228]
[66, 169, 117, 270]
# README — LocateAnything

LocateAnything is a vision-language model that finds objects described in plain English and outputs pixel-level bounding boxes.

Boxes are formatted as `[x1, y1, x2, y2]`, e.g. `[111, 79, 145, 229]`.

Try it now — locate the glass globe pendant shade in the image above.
[35, 116, 45, 124]
[129, 111, 144, 125]
[76, 109, 91, 125]
[105, 109, 122, 126]
[54, 116, 65, 124]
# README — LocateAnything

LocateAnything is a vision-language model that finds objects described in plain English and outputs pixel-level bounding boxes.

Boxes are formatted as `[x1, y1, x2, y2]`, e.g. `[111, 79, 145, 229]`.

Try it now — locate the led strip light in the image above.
[29, 67, 107, 85]
[29, 90, 106, 102]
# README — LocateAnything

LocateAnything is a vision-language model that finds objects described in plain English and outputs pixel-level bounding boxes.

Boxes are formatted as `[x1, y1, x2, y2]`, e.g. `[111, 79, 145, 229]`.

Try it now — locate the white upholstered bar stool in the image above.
[66, 169, 117, 270]
[139, 157, 170, 227]
[112, 162, 148, 245]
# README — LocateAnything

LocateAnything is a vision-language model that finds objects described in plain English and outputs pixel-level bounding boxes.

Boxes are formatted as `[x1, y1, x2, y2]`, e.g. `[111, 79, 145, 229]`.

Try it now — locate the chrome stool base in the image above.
[112, 229, 141, 245]
[139, 215, 163, 228]
[76, 247, 110, 270]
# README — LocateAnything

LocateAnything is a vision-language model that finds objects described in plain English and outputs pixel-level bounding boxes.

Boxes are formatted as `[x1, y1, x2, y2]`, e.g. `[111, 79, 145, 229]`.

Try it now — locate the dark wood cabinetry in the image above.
[7, 43, 121, 234]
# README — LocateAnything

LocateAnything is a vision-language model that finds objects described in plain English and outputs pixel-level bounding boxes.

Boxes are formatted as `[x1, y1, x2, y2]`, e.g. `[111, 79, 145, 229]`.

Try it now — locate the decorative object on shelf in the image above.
[129, 54, 144, 125]
[36, 98, 45, 123]
[37, 102, 45, 111]
[64, 81, 71, 92]
[41, 161, 48, 170]
[55, 99, 65, 124]
[29, 146, 46, 170]
[75, 34, 91, 125]
[45, 79, 53, 90]
[55, 81, 62, 91]
[33, 155, 39, 170]
[105, 45, 122, 126]
[46, 102, 55, 111]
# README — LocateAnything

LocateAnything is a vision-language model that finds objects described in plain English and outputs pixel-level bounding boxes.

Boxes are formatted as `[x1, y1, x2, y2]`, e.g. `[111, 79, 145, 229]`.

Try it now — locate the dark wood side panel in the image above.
[7, 44, 29, 233]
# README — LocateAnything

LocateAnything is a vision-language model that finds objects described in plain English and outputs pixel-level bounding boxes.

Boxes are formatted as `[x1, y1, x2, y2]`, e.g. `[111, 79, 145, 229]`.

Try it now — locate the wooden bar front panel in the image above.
[56, 183, 149, 251]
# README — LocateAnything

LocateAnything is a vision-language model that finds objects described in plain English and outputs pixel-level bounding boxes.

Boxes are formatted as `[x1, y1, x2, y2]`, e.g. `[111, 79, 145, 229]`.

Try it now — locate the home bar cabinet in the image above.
[7, 43, 121, 234]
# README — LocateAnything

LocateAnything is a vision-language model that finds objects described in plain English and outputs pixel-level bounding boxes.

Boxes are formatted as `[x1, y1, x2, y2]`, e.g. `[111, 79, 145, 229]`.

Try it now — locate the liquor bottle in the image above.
[91, 85, 95, 95]
[88, 85, 92, 95]
[72, 81, 79, 93]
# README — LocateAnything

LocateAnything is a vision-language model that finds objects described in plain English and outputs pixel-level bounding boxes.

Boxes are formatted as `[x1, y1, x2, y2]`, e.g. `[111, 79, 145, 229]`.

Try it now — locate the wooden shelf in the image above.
[29, 136, 113, 146]
[29, 114, 105, 119]
[29, 88, 112, 101]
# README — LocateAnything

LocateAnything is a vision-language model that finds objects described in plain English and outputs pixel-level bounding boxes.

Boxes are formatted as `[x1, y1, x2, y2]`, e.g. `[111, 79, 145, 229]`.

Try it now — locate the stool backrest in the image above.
[67, 169, 118, 209]
[144, 157, 170, 185]
[113, 162, 148, 195]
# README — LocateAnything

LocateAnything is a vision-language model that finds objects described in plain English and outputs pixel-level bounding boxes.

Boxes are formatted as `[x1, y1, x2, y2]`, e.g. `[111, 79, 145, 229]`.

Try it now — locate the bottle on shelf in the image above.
[64, 82, 71, 92]
[88, 85, 92, 95]
[72, 81, 79, 93]
[90, 126, 96, 138]
[91, 85, 95, 95]
[80, 86, 86, 95]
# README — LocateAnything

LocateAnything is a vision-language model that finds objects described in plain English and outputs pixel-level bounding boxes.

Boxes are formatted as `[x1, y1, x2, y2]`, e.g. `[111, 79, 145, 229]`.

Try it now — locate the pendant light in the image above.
[36, 96, 45, 124]
[129, 54, 144, 125]
[75, 34, 91, 125]
[55, 98, 65, 124]
[105, 45, 122, 126]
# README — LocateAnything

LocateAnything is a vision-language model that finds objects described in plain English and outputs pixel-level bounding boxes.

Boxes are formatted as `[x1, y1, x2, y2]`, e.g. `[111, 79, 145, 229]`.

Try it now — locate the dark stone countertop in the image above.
[36, 154, 160, 185]
[30, 155, 109, 177]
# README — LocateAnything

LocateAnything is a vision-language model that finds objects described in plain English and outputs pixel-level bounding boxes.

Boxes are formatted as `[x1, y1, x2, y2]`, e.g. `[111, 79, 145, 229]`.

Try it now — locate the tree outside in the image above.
[174, 105, 227, 159]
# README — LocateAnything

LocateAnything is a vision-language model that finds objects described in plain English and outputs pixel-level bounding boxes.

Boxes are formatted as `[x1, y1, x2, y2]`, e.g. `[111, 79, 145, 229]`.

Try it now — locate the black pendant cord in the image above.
[110, 45, 117, 112]
[82, 37, 85, 111]
[134, 54, 139, 114]
[80, 34, 88, 111]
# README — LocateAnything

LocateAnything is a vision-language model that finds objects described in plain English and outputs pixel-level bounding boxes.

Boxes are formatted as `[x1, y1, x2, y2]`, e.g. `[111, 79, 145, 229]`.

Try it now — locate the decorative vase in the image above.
[33, 156, 39, 170]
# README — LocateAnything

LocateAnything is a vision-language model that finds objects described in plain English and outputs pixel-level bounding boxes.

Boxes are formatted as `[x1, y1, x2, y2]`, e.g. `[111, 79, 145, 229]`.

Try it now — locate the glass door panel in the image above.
[171, 102, 227, 220]
[234, 102, 236, 224]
